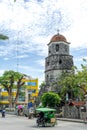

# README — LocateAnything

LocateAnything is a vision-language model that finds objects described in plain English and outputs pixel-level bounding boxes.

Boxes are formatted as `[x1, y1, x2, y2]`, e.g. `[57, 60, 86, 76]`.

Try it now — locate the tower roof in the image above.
[50, 33, 67, 43]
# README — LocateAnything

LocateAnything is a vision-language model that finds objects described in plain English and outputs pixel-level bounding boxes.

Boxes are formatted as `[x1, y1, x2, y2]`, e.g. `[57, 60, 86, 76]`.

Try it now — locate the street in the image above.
[0, 114, 87, 130]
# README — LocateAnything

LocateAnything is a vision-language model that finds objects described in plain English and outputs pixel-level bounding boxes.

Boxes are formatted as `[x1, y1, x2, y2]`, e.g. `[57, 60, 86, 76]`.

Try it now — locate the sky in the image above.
[0, 0, 87, 86]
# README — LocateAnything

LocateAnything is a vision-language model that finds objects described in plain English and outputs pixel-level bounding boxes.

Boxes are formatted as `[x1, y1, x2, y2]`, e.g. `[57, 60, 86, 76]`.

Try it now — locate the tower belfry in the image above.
[45, 32, 74, 91]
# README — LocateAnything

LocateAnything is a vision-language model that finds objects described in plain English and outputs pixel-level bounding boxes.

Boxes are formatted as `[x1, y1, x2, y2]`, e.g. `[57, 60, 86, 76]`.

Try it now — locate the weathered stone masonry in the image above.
[45, 33, 74, 90]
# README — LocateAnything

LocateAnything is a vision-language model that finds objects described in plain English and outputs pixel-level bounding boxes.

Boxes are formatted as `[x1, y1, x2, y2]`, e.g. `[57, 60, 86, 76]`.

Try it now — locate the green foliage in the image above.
[58, 60, 87, 101]
[39, 81, 46, 88]
[0, 70, 24, 89]
[0, 34, 9, 40]
[0, 70, 25, 108]
[41, 92, 61, 108]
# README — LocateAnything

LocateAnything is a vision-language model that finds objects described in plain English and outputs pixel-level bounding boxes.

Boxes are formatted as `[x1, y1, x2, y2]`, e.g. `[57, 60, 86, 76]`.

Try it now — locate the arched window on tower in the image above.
[59, 59, 62, 64]
[46, 61, 49, 66]
[49, 46, 51, 54]
[47, 75, 49, 82]
[65, 45, 67, 51]
[56, 44, 59, 51]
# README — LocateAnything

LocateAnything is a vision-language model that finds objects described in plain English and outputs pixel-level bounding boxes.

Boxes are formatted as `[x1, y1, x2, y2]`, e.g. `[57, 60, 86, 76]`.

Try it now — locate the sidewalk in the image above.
[57, 117, 87, 123]
[6, 111, 87, 124]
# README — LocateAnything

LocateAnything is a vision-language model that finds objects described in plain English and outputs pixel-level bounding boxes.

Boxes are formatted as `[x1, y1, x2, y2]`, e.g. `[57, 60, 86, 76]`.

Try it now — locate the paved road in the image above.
[0, 114, 87, 130]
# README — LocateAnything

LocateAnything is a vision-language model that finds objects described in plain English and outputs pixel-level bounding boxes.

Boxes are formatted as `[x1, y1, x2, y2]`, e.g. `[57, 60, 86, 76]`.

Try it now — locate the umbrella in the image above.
[17, 105, 23, 110]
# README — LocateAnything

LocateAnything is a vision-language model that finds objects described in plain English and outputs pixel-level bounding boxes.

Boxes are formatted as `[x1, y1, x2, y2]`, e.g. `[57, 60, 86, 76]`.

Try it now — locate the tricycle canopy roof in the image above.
[36, 107, 56, 112]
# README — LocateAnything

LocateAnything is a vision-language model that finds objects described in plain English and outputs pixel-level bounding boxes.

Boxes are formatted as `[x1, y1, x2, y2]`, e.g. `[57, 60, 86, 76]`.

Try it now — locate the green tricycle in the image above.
[36, 107, 57, 127]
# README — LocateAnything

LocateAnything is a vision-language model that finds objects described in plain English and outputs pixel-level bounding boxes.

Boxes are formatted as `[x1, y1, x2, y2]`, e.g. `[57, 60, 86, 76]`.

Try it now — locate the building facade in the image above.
[45, 32, 74, 91]
[0, 78, 38, 107]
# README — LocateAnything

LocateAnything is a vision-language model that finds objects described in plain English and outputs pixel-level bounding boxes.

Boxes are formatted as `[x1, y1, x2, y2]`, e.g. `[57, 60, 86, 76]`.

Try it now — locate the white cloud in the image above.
[36, 59, 45, 67]
[18, 64, 44, 85]
[74, 56, 87, 62]
[0, 70, 5, 76]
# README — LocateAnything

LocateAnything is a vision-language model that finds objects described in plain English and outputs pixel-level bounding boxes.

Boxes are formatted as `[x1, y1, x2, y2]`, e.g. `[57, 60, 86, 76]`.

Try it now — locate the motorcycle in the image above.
[2, 109, 5, 117]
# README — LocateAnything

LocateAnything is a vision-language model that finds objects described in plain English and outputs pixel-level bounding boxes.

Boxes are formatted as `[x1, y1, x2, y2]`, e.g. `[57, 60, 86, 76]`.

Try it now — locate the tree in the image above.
[0, 34, 9, 40]
[41, 92, 61, 108]
[76, 62, 87, 95]
[58, 62, 87, 102]
[58, 72, 80, 101]
[39, 81, 46, 94]
[0, 70, 25, 108]
[39, 81, 46, 89]
[35, 81, 46, 106]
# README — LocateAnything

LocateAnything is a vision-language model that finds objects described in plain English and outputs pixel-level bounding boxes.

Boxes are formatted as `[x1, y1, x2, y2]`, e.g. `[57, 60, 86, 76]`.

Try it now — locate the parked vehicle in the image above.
[36, 107, 57, 127]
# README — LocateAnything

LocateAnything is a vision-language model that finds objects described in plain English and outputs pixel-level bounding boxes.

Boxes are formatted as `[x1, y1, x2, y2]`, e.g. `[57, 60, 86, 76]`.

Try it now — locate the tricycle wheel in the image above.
[51, 123, 55, 127]
[42, 122, 45, 127]
[37, 124, 39, 127]
[42, 124, 45, 127]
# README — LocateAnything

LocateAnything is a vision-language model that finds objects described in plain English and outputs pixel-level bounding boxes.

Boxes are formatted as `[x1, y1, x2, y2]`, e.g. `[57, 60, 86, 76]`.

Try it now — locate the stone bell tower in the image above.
[45, 32, 74, 91]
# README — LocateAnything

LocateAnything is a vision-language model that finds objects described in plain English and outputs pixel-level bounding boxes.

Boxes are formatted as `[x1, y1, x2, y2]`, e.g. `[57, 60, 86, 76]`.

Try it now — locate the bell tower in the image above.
[45, 32, 74, 91]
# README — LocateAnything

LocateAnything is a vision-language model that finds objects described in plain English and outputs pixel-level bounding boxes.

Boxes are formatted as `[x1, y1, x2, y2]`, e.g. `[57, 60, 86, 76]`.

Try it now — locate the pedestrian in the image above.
[2, 108, 5, 117]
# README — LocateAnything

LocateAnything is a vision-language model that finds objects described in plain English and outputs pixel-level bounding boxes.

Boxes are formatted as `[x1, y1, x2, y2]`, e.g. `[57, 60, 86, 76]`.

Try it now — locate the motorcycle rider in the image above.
[2, 108, 5, 117]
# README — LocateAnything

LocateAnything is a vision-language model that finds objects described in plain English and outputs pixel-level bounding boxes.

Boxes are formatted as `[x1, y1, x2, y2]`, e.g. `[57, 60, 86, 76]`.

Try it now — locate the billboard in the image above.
[22, 78, 38, 97]
[27, 82, 36, 86]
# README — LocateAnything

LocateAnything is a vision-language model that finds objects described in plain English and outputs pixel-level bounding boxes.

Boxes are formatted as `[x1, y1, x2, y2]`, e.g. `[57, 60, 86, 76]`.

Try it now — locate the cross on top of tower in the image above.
[57, 29, 60, 35]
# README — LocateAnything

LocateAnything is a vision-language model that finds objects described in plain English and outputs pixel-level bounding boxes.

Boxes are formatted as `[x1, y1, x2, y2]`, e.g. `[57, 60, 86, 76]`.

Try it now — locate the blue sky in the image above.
[0, 0, 87, 85]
